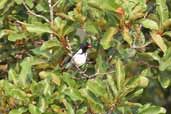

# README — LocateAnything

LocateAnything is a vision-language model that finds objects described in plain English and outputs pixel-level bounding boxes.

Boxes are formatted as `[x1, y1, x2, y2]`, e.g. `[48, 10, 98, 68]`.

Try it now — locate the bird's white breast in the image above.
[72, 49, 87, 66]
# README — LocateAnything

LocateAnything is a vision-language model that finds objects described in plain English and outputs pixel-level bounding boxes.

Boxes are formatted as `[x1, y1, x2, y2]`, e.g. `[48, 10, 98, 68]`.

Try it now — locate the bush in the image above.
[0, 0, 171, 114]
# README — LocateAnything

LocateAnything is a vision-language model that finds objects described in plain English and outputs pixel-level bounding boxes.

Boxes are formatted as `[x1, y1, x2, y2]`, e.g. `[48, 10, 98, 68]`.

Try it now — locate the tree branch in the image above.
[72, 67, 116, 80]
[22, 1, 49, 23]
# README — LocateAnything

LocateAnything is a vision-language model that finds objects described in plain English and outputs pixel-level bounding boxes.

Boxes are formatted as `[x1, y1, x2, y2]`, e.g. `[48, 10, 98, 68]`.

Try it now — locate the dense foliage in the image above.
[0, 0, 171, 114]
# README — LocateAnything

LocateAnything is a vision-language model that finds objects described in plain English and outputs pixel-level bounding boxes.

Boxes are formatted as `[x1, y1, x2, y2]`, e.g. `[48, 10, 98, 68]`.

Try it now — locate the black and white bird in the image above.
[62, 42, 92, 70]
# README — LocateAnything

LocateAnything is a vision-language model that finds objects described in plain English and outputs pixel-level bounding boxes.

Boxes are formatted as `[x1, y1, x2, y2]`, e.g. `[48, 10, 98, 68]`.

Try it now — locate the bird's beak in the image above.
[88, 44, 92, 48]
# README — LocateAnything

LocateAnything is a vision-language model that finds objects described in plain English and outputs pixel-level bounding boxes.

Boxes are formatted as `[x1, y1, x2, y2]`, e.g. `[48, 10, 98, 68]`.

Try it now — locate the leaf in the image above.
[40, 39, 60, 50]
[163, 31, 171, 37]
[8, 68, 18, 85]
[18, 57, 33, 87]
[86, 79, 106, 97]
[116, 59, 125, 90]
[62, 73, 77, 88]
[8, 33, 26, 41]
[64, 88, 83, 101]
[38, 97, 47, 113]
[63, 99, 75, 114]
[88, 0, 119, 11]
[156, 0, 169, 26]
[29, 104, 41, 114]
[122, 27, 132, 46]
[14, 0, 22, 4]
[138, 104, 166, 114]
[100, 27, 117, 49]
[25, 23, 53, 33]
[80, 89, 105, 113]
[25, 0, 34, 8]
[76, 106, 87, 114]
[0, 0, 8, 9]
[9, 88, 27, 101]
[0, 30, 8, 38]
[95, 55, 108, 73]
[84, 20, 98, 34]
[106, 75, 118, 97]
[127, 76, 149, 88]
[151, 32, 167, 53]
[127, 89, 144, 99]
[9, 107, 27, 114]
[158, 71, 171, 88]
[140, 19, 159, 30]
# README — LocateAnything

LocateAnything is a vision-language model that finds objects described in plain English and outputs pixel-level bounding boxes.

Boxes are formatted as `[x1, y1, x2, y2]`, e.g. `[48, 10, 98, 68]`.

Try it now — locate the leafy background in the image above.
[0, 0, 171, 114]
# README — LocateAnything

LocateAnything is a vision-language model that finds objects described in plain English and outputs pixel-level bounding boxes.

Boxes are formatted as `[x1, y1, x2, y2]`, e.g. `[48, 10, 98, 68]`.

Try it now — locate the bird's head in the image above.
[80, 42, 92, 53]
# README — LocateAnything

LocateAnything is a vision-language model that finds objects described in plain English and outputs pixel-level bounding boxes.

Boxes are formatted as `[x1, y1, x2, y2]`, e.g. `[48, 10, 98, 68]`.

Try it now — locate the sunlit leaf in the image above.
[138, 104, 166, 114]
[29, 104, 41, 114]
[116, 59, 125, 90]
[141, 19, 159, 30]
[25, 23, 53, 33]
[9, 107, 27, 114]
[100, 27, 117, 49]
[151, 32, 167, 53]
[8, 33, 26, 41]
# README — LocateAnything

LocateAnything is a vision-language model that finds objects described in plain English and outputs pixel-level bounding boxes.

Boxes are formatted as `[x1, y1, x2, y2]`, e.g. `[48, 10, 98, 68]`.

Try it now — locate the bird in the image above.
[62, 42, 92, 71]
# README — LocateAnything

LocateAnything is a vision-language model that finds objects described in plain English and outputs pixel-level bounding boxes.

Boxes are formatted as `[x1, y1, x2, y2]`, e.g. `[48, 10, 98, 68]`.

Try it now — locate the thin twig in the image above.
[72, 69, 115, 80]
[52, 0, 59, 8]
[48, 0, 54, 39]
[22, 1, 49, 23]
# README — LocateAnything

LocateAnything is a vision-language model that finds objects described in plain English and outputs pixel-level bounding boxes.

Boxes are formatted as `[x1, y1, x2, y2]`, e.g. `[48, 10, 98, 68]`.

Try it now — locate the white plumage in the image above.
[71, 49, 87, 66]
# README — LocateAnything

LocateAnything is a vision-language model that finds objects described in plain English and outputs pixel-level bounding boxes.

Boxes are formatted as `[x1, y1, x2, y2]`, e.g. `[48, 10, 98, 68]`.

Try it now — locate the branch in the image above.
[72, 67, 115, 80]
[48, 0, 54, 39]
[22, 1, 49, 23]
[52, 0, 59, 8]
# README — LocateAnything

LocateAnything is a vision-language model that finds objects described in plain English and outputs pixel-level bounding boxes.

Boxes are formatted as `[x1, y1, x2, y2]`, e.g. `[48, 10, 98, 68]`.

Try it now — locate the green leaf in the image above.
[86, 79, 106, 97]
[80, 89, 105, 113]
[38, 97, 47, 113]
[14, 0, 22, 4]
[18, 57, 33, 87]
[29, 104, 41, 114]
[40, 39, 60, 50]
[8, 68, 18, 85]
[100, 27, 117, 49]
[127, 89, 144, 99]
[0, 0, 8, 9]
[8, 33, 26, 41]
[141, 19, 159, 30]
[84, 20, 98, 34]
[25, 23, 52, 33]
[122, 27, 132, 46]
[64, 88, 83, 101]
[163, 31, 171, 37]
[151, 32, 167, 53]
[158, 71, 171, 88]
[138, 104, 166, 114]
[156, 0, 169, 26]
[88, 0, 119, 11]
[127, 76, 149, 88]
[8, 88, 28, 101]
[63, 99, 75, 114]
[0, 30, 8, 38]
[25, 0, 34, 8]
[116, 59, 125, 90]
[95, 55, 108, 73]
[76, 106, 87, 114]
[62, 73, 77, 88]
[9, 107, 27, 114]
[106, 75, 118, 97]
